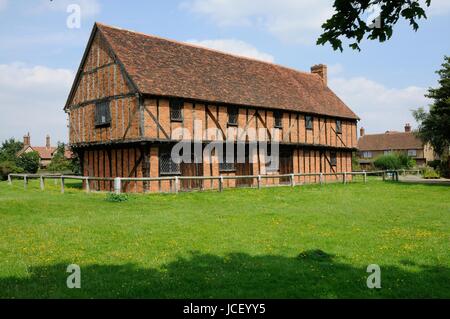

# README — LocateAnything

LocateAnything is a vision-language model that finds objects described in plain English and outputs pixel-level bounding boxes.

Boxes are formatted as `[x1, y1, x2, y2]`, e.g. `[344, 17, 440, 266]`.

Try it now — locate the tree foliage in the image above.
[48, 142, 71, 172]
[413, 56, 450, 157]
[373, 153, 415, 170]
[0, 138, 23, 163]
[16, 151, 40, 174]
[318, 0, 431, 51]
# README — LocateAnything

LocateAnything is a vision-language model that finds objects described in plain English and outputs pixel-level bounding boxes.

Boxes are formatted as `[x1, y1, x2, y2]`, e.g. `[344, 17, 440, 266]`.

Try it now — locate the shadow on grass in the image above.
[1, 250, 448, 299]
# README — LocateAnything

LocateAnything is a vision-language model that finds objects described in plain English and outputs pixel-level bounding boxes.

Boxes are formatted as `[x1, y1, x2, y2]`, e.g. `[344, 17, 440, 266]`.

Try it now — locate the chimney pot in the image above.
[405, 123, 411, 133]
[360, 127, 365, 137]
[46, 134, 51, 148]
[23, 132, 30, 146]
[311, 64, 327, 85]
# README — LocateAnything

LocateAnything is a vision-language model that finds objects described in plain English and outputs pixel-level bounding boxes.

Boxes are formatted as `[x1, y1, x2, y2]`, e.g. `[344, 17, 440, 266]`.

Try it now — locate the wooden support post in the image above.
[85, 177, 90, 193]
[382, 172, 386, 181]
[24, 175, 27, 190]
[319, 173, 323, 185]
[114, 177, 121, 194]
[174, 176, 179, 194]
[7, 174, 12, 185]
[290, 174, 295, 187]
[61, 177, 65, 194]
[257, 175, 262, 189]
[363, 171, 367, 184]
[219, 176, 223, 192]
[343, 172, 347, 184]
[40, 176, 44, 190]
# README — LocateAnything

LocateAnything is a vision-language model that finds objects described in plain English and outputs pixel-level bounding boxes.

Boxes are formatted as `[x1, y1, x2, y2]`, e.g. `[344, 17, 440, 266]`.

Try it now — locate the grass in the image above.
[0, 178, 449, 298]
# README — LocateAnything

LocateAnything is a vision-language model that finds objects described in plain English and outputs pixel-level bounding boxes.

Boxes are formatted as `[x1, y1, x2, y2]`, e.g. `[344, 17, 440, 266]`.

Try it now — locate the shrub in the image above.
[16, 151, 40, 174]
[106, 193, 129, 202]
[427, 160, 441, 170]
[0, 161, 23, 181]
[397, 153, 416, 169]
[373, 154, 401, 170]
[423, 167, 440, 179]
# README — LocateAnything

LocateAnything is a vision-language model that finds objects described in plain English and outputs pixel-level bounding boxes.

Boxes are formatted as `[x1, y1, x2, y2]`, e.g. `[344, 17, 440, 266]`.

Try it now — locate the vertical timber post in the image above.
[343, 172, 347, 184]
[61, 177, 65, 194]
[7, 174, 12, 185]
[114, 177, 121, 194]
[257, 175, 261, 189]
[290, 174, 295, 187]
[363, 171, 367, 184]
[85, 177, 90, 193]
[219, 176, 223, 192]
[24, 175, 27, 190]
[174, 176, 179, 194]
[40, 176, 45, 190]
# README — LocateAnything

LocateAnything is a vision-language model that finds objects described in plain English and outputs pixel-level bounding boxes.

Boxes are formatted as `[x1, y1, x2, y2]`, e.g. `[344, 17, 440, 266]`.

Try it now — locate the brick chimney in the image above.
[23, 133, 30, 146]
[46, 134, 51, 148]
[360, 127, 365, 137]
[311, 64, 327, 85]
[404, 123, 411, 133]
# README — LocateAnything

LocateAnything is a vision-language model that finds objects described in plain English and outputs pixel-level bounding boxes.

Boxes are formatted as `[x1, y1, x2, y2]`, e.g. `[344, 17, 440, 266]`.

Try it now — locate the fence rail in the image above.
[7, 169, 423, 195]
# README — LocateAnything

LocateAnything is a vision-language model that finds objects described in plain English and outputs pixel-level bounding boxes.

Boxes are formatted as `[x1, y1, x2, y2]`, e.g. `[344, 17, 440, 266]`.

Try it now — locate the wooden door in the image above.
[279, 148, 293, 183]
[236, 160, 253, 187]
[180, 162, 203, 191]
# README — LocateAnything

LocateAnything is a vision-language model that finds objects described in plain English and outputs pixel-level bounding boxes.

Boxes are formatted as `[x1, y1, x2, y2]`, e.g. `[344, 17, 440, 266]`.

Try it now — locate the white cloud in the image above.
[329, 75, 431, 134]
[186, 38, 275, 62]
[181, 0, 334, 44]
[0, 63, 75, 144]
[34, 0, 100, 17]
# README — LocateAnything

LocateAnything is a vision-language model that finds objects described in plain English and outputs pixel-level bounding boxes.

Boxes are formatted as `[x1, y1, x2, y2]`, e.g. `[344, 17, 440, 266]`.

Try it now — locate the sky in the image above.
[0, 0, 449, 145]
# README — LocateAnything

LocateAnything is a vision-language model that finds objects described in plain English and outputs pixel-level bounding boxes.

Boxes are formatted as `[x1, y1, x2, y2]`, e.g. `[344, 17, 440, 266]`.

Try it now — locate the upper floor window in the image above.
[305, 116, 313, 130]
[94, 101, 111, 127]
[362, 151, 372, 159]
[227, 107, 238, 126]
[384, 150, 391, 155]
[330, 152, 337, 166]
[274, 111, 283, 128]
[159, 151, 181, 175]
[407, 149, 417, 157]
[336, 120, 342, 134]
[170, 98, 183, 122]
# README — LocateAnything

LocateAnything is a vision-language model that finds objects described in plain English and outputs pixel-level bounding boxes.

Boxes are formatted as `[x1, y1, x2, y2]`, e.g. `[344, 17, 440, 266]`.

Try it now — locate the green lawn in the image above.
[0, 178, 449, 298]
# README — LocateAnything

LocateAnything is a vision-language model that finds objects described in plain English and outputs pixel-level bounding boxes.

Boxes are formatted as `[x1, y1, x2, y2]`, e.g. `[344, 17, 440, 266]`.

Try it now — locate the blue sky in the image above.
[1, 0, 449, 145]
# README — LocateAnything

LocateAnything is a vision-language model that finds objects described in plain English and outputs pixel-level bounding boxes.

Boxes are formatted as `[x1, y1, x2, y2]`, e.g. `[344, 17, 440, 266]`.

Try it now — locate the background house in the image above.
[357, 124, 436, 169]
[17, 133, 72, 169]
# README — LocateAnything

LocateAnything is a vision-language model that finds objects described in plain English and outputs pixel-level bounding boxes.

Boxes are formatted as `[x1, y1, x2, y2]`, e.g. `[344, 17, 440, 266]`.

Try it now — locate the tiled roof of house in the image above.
[18, 146, 56, 160]
[74, 23, 358, 120]
[358, 132, 424, 151]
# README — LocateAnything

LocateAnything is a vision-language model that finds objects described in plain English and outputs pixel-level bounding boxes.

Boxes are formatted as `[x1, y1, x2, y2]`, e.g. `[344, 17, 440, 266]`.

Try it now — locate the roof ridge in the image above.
[95, 22, 315, 78]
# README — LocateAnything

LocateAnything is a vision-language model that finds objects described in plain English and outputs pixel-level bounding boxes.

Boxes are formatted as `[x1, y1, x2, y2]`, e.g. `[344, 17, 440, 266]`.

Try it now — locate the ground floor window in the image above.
[407, 149, 417, 157]
[362, 151, 372, 158]
[159, 151, 181, 175]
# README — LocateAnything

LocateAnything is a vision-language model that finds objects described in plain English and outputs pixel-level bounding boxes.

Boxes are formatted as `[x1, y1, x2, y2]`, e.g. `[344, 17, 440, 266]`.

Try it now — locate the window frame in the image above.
[407, 149, 417, 157]
[159, 151, 181, 176]
[305, 116, 313, 130]
[227, 107, 239, 126]
[274, 111, 283, 129]
[336, 120, 342, 134]
[94, 101, 111, 127]
[362, 151, 372, 159]
[169, 98, 184, 122]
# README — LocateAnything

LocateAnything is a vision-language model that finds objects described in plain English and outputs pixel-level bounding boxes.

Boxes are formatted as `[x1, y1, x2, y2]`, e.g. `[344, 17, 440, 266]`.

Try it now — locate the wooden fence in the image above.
[7, 169, 423, 195]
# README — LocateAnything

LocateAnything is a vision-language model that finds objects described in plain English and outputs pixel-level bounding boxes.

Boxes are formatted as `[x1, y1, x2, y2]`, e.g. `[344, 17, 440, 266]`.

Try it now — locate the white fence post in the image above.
[343, 172, 347, 184]
[363, 170, 367, 184]
[219, 176, 223, 192]
[60, 177, 65, 194]
[7, 174, 12, 185]
[290, 174, 295, 187]
[85, 177, 90, 193]
[319, 173, 323, 185]
[257, 175, 262, 189]
[114, 177, 121, 194]
[40, 176, 45, 190]
[24, 175, 27, 190]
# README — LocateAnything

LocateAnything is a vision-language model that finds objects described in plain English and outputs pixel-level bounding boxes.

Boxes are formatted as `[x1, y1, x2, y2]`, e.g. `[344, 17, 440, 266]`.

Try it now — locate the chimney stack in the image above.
[23, 133, 30, 146]
[311, 64, 327, 85]
[360, 127, 365, 137]
[46, 134, 51, 148]
[404, 123, 411, 133]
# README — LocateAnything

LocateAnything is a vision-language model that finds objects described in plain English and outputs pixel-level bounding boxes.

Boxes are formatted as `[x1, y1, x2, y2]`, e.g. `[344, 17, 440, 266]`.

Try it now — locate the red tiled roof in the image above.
[358, 132, 424, 151]
[77, 23, 358, 120]
[17, 146, 56, 160]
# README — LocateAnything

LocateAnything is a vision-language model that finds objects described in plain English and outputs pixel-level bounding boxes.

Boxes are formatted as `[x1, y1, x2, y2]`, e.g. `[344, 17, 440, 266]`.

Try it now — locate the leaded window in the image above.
[170, 98, 183, 122]
[336, 120, 342, 134]
[95, 101, 111, 127]
[305, 116, 313, 130]
[159, 152, 181, 175]
[274, 111, 283, 128]
[228, 107, 238, 126]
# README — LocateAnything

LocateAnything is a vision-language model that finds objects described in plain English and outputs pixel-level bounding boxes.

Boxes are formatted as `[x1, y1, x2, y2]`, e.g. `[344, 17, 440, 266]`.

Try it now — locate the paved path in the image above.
[399, 175, 450, 185]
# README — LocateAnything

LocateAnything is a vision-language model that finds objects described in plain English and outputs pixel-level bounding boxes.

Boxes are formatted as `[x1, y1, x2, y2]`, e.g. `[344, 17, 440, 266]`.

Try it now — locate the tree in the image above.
[0, 138, 23, 163]
[16, 151, 40, 174]
[413, 56, 450, 157]
[318, 0, 431, 51]
[48, 142, 71, 172]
